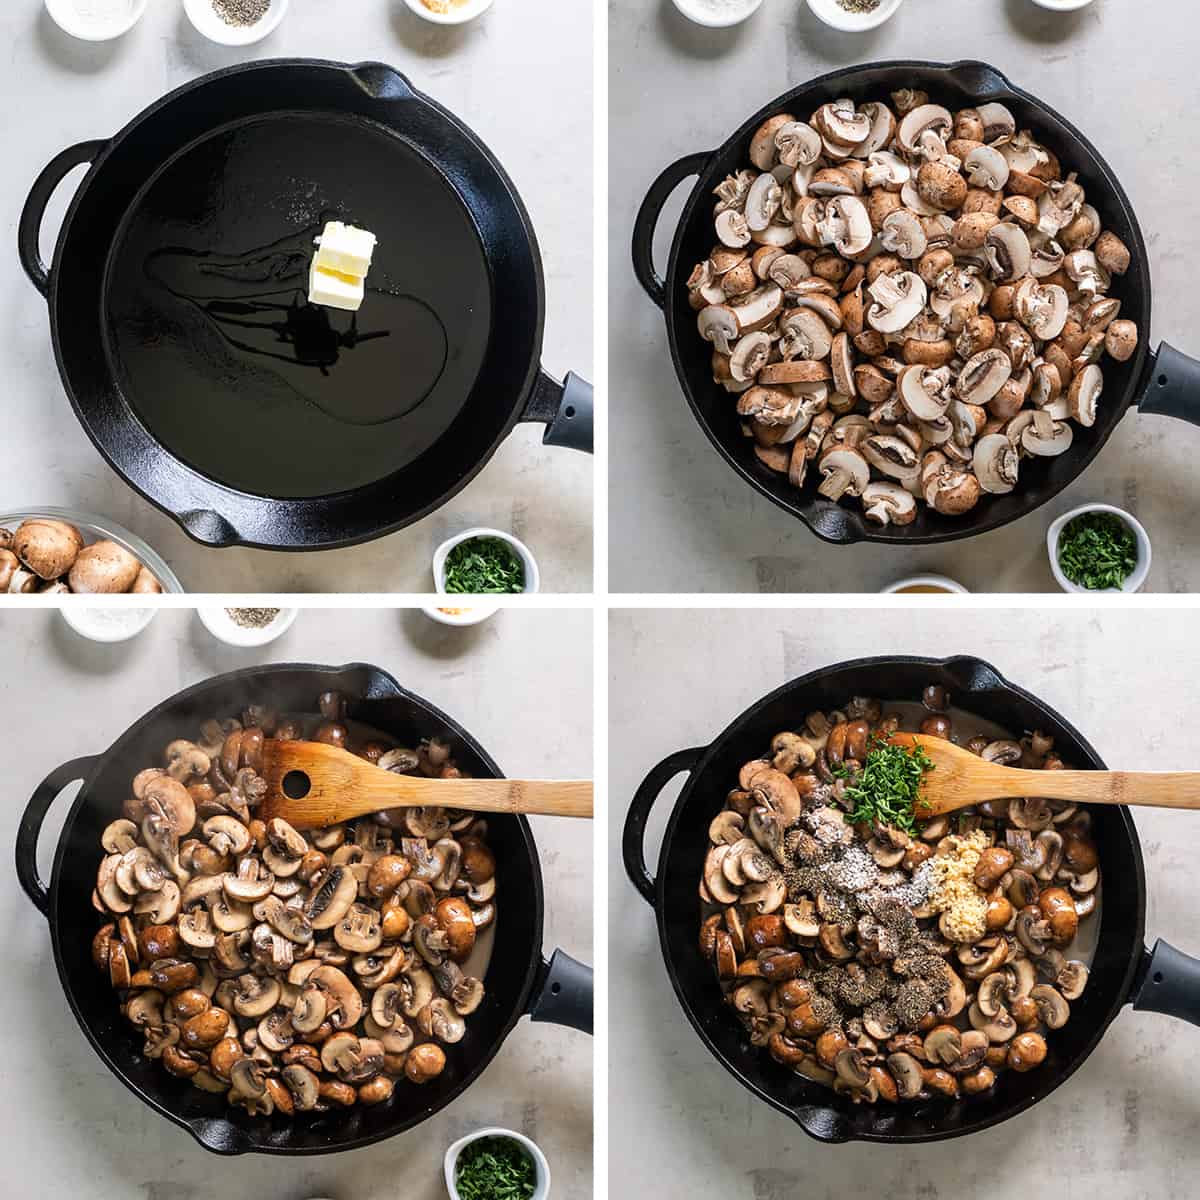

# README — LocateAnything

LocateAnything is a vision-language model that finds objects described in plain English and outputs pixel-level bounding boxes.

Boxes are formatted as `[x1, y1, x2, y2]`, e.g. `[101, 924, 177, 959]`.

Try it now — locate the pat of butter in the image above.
[308, 260, 365, 312]
[313, 221, 377, 279]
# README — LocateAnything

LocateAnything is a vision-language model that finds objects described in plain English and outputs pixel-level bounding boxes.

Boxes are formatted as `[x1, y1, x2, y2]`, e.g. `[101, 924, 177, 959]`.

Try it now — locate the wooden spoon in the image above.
[257, 740, 592, 828]
[890, 732, 1200, 816]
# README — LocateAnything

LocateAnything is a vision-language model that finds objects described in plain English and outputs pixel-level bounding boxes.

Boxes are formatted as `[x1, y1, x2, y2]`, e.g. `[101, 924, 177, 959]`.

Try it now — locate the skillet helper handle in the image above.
[1133, 939, 1200, 1027]
[529, 949, 592, 1035]
[19, 140, 106, 298]
[522, 370, 593, 453]
[632, 152, 711, 309]
[623, 747, 704, 905]
[1137, 343, 1200, 427]
[16, 755, 98, 917]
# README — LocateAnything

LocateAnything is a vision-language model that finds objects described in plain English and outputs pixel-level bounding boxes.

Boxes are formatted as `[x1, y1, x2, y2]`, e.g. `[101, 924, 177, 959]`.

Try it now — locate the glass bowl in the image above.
[0, 507, 184, 594]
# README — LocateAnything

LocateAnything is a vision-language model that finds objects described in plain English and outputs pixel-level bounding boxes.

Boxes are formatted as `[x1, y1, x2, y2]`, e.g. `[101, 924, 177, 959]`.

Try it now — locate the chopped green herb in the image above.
[1057, 512, 1137, 591]
[834, 738, 934, 835]
[455, 1136, 537, 1200]
[444, 537, 526, 595]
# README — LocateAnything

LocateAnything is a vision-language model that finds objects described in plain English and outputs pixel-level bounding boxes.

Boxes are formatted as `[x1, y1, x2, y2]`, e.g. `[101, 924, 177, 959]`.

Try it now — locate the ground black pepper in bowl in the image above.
[225, 607, 280, 629]
[213, 0, 270, 27]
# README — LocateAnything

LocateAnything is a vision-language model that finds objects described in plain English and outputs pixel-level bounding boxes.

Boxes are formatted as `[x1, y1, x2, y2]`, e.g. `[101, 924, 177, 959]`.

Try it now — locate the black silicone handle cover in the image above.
[528, 948, 593, 1035]
[1137, 342, 1200, 427]
[1132, 939, 1200, 1027]
[521, 369, 594, 453]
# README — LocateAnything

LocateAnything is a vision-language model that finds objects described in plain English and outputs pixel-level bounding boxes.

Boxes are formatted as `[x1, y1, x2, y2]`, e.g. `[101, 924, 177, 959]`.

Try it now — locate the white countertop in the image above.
[609, 0, 1200, 593]
[609, 607, 1200, 1197]
[0, 606, 593, 1199]
[5, 0, 593, 593]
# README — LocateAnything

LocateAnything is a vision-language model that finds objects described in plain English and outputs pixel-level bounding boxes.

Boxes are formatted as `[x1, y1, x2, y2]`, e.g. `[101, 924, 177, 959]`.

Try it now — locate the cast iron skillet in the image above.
[632, 61, 1200, 546]
[20, 60, 593, 552]
[15, 663, 592, 1156]
[623, 655, 1200, 1143]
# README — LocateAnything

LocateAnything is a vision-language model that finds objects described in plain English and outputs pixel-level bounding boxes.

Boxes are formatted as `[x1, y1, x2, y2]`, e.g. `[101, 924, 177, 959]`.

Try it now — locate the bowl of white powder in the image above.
[61, 606, 157, 644]
[44, 0, 147, 41]
[672, 0, 765, 28]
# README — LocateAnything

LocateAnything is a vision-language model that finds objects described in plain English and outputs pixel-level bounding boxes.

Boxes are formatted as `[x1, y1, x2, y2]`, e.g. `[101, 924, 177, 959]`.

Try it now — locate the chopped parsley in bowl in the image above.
[1047, 504, 1150, 593]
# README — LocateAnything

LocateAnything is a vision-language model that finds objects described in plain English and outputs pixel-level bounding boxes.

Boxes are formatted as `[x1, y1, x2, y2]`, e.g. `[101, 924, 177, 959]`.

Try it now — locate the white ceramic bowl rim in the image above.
[183, 0, 289, 45]
[671, 0, 765, 28]
[444, 1128, 551, 1200]
[45, 0, 148, 41]
[196, 606, 299, 646]
[0, 506, 183, 593]
[882, 574, 969, 594]
[433, 528, 540, 596]
[404, 0, 494, 26]
[806, 0, 905, 33]
[1046, 503, 1151, 593]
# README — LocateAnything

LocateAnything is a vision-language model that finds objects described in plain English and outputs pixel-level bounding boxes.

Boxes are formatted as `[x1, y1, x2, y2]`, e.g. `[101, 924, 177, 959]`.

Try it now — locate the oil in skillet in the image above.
[103, 113, 492, 499]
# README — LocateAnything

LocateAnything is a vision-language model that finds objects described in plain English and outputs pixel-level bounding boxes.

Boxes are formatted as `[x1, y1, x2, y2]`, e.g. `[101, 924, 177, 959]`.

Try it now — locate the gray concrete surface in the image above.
[609, 0, 1200, 593]
[0, 607, 592, 1199]
[610, 607, 1200, 1197]
[5, 1, 592, 593]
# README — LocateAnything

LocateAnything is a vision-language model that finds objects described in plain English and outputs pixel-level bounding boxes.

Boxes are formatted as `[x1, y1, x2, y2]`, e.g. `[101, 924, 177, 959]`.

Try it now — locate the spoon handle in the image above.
[984, 768, 1200, 811]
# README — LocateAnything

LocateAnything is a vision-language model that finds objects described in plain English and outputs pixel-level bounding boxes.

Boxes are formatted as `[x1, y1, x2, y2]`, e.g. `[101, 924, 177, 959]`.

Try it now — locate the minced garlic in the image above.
[927, 830, 990, 943]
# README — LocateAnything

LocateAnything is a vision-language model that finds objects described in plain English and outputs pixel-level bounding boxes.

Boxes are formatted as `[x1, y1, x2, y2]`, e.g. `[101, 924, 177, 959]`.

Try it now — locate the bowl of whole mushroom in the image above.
[684, 88, 1138, 528]
[0, 508, 181, 594]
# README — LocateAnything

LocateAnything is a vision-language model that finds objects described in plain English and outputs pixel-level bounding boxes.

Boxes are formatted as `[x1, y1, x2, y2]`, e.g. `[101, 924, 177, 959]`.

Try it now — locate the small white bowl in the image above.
[1047, 503, 1151, 594]
[671, 0, 764, 28]
[183, 0, 288, 46]
[806, 0, 905, 32]
[433, 528, 540, 596]
[45, 0, 148, 41]
[421, 603, 502, 629]
[881, 574, 969, 595]
[61, 606, 157, 644]
[444, 1129, 550, 1200]
[196, 606, 298, 647]
[1030, 0, 1093, 10]
[404, 0, 493, 26]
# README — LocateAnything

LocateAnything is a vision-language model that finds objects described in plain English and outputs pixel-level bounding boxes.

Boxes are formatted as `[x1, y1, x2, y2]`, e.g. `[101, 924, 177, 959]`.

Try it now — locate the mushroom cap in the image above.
[973, 433, 1019, 495]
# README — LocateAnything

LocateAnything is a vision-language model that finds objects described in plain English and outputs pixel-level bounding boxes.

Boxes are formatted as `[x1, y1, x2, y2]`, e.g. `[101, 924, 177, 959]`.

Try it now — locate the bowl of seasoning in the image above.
[404, 0, 494, 25]
[44, 0, 148, 41]
[196, 606, 298, 647]
[433, 528, 539, 596]
[1047, 503, 1151, 594]
[671, 0, 765, 27]
[881, 574, 969, 595]
[444, 1128, 549, 1200]
[805, 0, 905, 32]
[183, 0, 288, 45]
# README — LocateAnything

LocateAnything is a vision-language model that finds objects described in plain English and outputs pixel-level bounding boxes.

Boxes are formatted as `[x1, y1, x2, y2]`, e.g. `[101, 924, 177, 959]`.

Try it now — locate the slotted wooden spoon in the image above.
[258, 740, 592, 828]
[890, 732, 1200, 815]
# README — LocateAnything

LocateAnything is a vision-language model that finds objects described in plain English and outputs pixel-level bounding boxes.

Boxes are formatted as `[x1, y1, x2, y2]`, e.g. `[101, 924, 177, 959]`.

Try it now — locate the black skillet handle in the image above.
[623, 747, 705, 905]
[19, 140, 106, 298]
[520, 370, 593, 453]
[632, 152, 712, 309]
[1132, 939, 1200, 1027]
[16, 755, 99, 916]
[1136, 343, 1200, 427]
[528, 949, 592, 1035]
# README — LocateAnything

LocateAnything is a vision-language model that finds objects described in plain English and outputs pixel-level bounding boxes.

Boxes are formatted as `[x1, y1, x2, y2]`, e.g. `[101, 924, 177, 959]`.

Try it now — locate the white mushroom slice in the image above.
[1068, 364, 1103, 427]
[897, 104, 953, 157]
[808, 167, 856, 198]
[750, 223, 799, 249]
[856, 102, 897, 158]
[730, 284, 784, 332]
[778, 310, 832, 361]
[862, 434, 921, 484]
[736, 385, 802, 427]
[715, 209, 751, 249]
[930, 269, 984, 322]
[963, 144, 1010, 191]
[976, 102, 1016, 145]
[866, 271, 927, 333]
[898, 364, 951, 421]
[775, 121, 822, 168]
[744, 173, 783, 232]
[814, 102, 872, 147]
[729, 332, 771, 381]
[1064, 250, 1110, 297]
[1022, 410, 1075, 456]
[697, 305, 738, 356]
[768, 254, 811, 292]
[861, 481, 917, 526]
[749, 116, 795, 172]
[816, 447, 870, 502]
[958, 349, 1013, 406]
[985, 223, 1032, 282]
[1031, 239, 1065, 278]
[880, 210, 927, 260]
[864, 151, 910, 191]
[791, 161, 819, 198]
[974, 433, 1020, 494]
[1014, 278, 1069, 341]
[714, 169, 756, 210]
